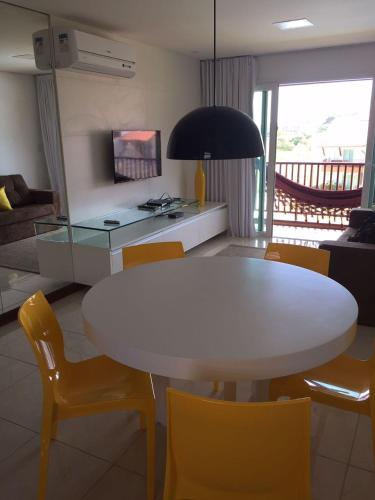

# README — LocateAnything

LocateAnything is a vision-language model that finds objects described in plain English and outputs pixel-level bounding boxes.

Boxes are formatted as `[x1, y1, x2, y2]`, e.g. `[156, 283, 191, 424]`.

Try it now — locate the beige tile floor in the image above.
[0, 237, 374, 499]
[0, 266, 67, 314]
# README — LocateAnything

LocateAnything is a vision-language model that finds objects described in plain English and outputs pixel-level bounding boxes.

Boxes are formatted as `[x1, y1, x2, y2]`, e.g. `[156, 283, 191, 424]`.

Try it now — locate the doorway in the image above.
[254, 79, 374, 242]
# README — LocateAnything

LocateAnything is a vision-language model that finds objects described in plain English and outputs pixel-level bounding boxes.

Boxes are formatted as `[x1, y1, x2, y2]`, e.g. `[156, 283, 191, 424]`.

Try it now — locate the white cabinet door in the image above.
[198, 207, 228, 242]
[140, 220, 201, 250]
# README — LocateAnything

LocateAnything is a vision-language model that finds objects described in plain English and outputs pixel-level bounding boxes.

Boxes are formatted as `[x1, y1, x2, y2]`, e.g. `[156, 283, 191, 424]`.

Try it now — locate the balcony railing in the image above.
[274, 161, 365, 229]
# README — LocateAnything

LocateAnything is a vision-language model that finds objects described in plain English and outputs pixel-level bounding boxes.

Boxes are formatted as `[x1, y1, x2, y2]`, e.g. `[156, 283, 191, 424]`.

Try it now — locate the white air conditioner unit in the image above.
[54, 28, 136, 78]
[32, 29, 52, 70]
[33, 27, 136, 78]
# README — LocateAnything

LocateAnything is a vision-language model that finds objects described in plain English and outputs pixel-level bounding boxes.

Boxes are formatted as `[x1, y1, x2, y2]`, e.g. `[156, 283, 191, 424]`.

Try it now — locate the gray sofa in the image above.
[320, 208, 375, 326]
[0, 175, 59, 245]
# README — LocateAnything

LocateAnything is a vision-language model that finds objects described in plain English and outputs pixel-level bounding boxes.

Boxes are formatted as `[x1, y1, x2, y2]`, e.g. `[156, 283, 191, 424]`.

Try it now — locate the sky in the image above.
[277, 79, 373, 130]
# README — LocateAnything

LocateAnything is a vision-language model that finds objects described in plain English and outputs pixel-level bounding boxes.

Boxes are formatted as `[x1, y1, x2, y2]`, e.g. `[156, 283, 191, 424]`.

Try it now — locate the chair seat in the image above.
[55, 355, 154, 413]
[271, 354, 371, 414]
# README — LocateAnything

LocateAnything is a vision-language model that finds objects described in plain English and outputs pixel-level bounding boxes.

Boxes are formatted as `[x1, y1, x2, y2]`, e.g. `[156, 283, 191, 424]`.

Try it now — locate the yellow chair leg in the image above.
[38, 410, 53, 500]
[146, 410, 155, 500]
[213, 381, 220, 393]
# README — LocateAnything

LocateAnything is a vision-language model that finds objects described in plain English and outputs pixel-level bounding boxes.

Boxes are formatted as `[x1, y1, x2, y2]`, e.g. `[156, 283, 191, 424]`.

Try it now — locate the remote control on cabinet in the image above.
[104, 219, 120, 225]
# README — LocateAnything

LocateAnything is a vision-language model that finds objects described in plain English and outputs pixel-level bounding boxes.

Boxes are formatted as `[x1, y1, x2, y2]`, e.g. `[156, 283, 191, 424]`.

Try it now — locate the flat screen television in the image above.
[112, 130, 161, 183]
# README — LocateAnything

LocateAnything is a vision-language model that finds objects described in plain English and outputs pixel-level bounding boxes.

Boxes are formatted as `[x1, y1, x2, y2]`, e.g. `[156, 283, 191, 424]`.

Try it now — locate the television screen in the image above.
[113, 130, 161, 183]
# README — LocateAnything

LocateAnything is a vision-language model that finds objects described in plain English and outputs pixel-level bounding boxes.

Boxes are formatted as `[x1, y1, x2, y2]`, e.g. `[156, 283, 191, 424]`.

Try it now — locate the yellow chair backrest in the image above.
[163, 389, 312, 500]
[18, 291, 67, 394]
[123, 241, 185, 270]
[265, 242, 330, 276]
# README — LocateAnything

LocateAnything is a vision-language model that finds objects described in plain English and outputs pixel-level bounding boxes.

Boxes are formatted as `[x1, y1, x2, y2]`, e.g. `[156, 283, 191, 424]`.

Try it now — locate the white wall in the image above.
[55, 29, 200, 223]
[0, 71, 49, 188]
[257, 42, 375, 85]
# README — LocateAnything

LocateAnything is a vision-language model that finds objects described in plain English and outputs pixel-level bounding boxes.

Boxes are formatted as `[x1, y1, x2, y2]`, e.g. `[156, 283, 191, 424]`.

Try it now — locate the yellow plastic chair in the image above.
[269, 348, 375, 466]
[163, 388, 312, 500]
[123, 241, 185, 270]
[18, 291, 155, 500]
[264, 242, 330, 276]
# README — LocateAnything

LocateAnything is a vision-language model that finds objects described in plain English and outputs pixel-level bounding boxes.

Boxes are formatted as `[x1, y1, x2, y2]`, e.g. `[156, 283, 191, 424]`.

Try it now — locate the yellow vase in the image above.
[195, 160, 206, 207]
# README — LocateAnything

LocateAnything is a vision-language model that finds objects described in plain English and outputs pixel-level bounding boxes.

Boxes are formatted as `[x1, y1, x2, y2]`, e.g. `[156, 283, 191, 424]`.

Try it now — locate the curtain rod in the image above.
[200, 54, 255, 63]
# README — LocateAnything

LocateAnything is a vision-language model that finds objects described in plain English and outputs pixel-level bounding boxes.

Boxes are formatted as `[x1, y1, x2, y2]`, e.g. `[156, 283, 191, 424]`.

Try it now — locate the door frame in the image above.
[254, 83, 279, 237]
[362, 77, 375, 208]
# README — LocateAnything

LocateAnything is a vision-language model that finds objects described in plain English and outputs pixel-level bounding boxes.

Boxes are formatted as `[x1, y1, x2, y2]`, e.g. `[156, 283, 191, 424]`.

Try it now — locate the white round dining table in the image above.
[82, 256, 358, 421]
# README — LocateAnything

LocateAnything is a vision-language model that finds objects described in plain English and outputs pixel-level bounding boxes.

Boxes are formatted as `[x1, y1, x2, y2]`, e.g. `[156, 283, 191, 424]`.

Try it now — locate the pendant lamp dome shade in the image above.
[167, 0, 264, 161]
[167, 105, 264, 160]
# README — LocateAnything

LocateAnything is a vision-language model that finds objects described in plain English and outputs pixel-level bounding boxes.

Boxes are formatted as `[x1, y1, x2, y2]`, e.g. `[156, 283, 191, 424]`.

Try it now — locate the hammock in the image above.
[275, 172, 362, 209]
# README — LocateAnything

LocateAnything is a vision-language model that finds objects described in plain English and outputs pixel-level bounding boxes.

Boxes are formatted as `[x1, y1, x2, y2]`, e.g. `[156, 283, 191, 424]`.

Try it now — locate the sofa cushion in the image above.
[349, 208, 375, 228]
[0, 186, 12, 211]
[0, 204, 54, 227]
[348, 212, 375, 244]
[0, 175, 31, 207]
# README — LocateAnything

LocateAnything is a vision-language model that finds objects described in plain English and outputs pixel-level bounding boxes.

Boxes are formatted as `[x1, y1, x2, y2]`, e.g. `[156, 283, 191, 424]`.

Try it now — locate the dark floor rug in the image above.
[0, 236, 39, 273]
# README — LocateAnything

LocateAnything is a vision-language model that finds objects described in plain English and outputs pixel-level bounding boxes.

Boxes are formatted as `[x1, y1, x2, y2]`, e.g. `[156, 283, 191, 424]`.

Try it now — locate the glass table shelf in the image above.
[73, 199, 198, 232]
[34, 215, 69, 227]
[34, 215, 70, 243]
[35, 199, 201, 250]
[71, 199, 200, 249]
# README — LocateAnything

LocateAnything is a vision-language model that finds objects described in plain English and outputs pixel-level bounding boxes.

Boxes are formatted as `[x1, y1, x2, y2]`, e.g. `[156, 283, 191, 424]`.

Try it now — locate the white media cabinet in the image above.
[35, 201, 228, 286]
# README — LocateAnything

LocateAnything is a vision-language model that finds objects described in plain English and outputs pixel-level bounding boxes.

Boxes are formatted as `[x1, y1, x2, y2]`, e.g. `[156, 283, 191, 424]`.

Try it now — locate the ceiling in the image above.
[0, 3, 48, 74]
[8, 0, 375, 58]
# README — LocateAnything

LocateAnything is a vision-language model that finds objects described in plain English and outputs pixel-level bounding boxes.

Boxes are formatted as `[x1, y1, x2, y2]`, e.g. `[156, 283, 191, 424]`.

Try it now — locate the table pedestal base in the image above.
[223, 381, 269, 402]
[152, 376, 269, 425]
[223, 382, 237, 401]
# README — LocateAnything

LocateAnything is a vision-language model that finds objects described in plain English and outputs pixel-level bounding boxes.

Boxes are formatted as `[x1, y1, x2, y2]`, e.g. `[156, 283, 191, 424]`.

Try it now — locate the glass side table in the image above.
[71, 199, 199, 250]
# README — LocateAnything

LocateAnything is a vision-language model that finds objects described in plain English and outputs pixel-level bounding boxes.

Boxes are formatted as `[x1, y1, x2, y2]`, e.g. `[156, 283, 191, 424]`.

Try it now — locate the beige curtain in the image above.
[35, 74, 67, 215]
[200, 56, 257, 237]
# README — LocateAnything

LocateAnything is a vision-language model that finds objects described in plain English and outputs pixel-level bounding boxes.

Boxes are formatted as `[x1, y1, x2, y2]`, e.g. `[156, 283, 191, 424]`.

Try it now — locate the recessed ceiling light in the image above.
[273, 18, 313, 30]
[12, 54, 35, 60]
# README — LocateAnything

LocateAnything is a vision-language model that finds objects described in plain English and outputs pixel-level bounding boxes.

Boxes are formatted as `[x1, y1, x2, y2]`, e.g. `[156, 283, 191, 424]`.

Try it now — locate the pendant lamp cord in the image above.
[213, 0, 216, 107]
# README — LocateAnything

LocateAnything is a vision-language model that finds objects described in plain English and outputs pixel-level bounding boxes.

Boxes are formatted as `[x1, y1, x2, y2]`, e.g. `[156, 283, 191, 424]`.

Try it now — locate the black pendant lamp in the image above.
[167, 0, 264, 161]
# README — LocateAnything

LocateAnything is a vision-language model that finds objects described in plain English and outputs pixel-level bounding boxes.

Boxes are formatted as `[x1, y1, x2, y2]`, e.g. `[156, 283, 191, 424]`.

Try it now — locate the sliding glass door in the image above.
[253, 84, 279, 236]
[362, 78, 375, 208]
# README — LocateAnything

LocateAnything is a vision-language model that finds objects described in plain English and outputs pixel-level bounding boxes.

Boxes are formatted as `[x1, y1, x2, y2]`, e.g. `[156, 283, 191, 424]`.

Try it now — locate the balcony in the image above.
[273, 162, 364, 230]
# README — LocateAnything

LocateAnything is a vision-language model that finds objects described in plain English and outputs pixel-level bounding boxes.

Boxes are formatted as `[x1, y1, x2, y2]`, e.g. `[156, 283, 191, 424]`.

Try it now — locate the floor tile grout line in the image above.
[0, 412, 145, 469]
[22, 412, 143, 462]
[0, 415, 40, 434]
[0, 415, 38, 435]
[40, 424, 145, 466]
[0, 351, 37, 367]
[53, 420, 142, 465]
[316, 453, 349, 467]
[0, 408, 164, 491]
[61, 328, 86, 336]
[0, 432, 37, 465]
[115, 461, 148, 480]
[3, 411, 371, 478]
[80, 462, 116, 500]
[79, 461, 162, 500]
[316, 452, 375, 474]
[0, 366, 38, 396]
[339, 413, 361, 499]
[43, 434, 122, 468]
